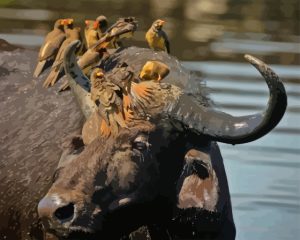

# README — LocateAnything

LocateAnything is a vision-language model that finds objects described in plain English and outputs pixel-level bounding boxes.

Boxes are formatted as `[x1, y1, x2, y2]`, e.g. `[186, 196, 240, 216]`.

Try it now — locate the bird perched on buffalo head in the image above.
[58, 19, 137, 92]
[90, 68, 127, 136]
[145, 19, 170, 53]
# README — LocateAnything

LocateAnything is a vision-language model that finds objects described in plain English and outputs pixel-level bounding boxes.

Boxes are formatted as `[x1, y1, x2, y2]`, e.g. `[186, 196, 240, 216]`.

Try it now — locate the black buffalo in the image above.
[36, 41, 287, 239]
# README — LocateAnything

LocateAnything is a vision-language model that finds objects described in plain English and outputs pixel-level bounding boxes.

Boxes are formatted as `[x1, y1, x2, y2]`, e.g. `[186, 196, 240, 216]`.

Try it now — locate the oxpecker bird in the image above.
[145, 19, 170, 53]
[84, 20, 100, 49]
[58, 19, 137, 91]
[78, 18, 137, 74]
[104, 17, 138, 48]
[90, 68, 127, 136]
[33, 19, 66, 77]
[84, 15, 108, 49]
[139, 60, 170, 81]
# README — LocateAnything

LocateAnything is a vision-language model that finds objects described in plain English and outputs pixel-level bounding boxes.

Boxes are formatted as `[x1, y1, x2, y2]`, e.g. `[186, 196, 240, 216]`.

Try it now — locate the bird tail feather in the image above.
[33, 60, 47, 78]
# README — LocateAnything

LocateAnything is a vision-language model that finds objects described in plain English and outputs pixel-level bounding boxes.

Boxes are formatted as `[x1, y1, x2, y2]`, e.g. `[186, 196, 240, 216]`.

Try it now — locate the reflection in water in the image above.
[0, 0, 299, 239]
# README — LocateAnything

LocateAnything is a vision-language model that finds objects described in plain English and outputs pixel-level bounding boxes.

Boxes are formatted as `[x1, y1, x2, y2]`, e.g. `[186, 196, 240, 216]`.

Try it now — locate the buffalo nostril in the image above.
[54, 203, 75, 222]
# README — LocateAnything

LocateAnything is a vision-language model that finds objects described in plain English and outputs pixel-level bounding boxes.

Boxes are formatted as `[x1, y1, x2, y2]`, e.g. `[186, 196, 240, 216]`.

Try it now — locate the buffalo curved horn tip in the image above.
[167, 54, 287, 145]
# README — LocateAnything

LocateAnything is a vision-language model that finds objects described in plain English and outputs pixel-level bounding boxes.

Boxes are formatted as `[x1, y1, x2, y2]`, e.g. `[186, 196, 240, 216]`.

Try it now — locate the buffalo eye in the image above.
[133, 141, 147, 151]
[133, 135, 150, 151]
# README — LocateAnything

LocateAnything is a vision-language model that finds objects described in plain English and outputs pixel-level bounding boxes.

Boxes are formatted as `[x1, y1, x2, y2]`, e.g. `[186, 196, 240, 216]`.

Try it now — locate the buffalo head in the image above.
[38, 41, 287, 239]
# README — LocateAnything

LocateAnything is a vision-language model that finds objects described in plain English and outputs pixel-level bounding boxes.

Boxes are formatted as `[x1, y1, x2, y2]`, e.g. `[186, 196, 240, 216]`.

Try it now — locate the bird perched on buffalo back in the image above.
[139, 60, 170, 81]
[145, 19, 170, 53]
[77, 18, 138, 75]
[33, 19, 66, 77]
[84, 20, 100, 49]
[58, 19, 137, 92]
[104, 17, 138, 48]
[43, 19, 82, 88]
[84, 15, 108, 49]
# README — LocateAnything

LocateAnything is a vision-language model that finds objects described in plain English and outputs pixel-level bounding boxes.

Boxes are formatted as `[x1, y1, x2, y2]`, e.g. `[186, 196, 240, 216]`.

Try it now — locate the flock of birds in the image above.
[34, 16, 171, 137]
[34, 16, 170, 91]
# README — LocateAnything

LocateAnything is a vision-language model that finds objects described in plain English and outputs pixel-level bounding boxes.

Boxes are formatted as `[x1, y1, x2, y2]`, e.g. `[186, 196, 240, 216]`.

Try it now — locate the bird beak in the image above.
[159, 20, 166, 26]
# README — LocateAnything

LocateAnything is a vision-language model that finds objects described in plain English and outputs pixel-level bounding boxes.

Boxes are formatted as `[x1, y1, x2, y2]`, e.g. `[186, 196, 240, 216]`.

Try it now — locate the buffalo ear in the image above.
[176, 149, 219, 211]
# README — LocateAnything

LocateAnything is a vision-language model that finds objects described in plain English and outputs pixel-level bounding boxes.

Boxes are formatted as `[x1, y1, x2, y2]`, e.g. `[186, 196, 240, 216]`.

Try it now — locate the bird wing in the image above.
[43, 33, 81, 88]
[78, 49, 100, 70]
[43, 43, 67, 88]
[39, 32, 66, 61]
[130, 80, 159, 114]
[51, 39, 70, 69]
[52, 30, 81, 70]
[110, 23, 137, 38]
[160, 30, 170, 53]
[131, 81, 156, 100]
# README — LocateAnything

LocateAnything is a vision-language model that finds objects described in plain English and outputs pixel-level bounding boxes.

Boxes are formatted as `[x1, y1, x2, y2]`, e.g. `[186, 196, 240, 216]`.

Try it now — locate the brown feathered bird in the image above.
[90, 68, 127, 136]
[84, 15, 108, 49]
[139, 60, 170, 81]
[104, 17, 138, 48]
[33, 19, 66, 77]
[43, 19, 82, 88]
[145, 19, 170, 53]
[78, 18, 137, 74]
[84, 20, 100, 49]
[58, 19, 137, 92]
